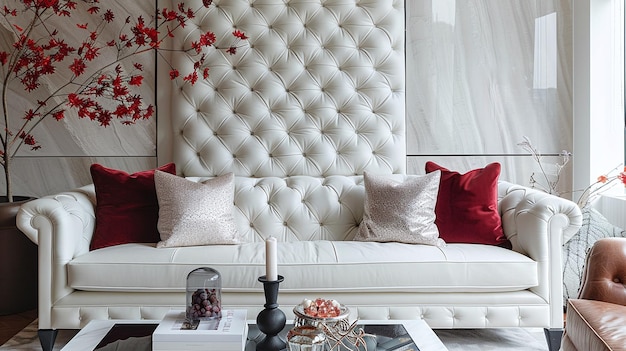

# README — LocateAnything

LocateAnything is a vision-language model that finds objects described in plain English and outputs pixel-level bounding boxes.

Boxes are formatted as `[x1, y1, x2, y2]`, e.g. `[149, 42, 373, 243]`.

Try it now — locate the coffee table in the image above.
[61, 317, 448, 350]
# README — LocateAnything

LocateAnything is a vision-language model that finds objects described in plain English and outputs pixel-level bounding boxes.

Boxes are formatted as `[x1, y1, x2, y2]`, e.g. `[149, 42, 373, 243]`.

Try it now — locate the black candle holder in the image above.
[256, 275, 286, 351]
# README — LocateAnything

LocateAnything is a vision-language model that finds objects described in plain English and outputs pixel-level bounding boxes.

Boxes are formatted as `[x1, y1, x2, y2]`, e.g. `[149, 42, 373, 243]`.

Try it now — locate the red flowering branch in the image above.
[0, 0, 247, 201]
[575, 165, 626, 209]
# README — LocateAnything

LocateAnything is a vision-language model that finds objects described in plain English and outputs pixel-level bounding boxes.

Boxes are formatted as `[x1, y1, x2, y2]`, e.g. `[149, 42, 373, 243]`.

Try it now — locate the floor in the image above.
[0, 309, 37, 345]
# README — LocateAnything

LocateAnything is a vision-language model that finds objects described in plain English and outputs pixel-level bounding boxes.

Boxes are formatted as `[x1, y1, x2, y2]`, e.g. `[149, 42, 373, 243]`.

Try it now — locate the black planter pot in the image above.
[0, 196, 38, 315]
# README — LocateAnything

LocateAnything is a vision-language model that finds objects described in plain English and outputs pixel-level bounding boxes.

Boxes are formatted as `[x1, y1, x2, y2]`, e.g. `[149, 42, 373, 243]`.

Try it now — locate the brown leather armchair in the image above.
[561, 237, 626, 351]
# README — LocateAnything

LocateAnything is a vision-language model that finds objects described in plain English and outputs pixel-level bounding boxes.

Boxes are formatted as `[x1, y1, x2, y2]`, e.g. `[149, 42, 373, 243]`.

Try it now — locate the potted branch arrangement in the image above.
[518, 136, 626, 209]
[0, 0, 247, 314]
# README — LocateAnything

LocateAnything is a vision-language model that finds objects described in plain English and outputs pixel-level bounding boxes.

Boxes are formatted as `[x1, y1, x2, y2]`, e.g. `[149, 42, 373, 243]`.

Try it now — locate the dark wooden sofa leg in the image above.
[544, 328, 562, 351]
[38, 329, 58, 351]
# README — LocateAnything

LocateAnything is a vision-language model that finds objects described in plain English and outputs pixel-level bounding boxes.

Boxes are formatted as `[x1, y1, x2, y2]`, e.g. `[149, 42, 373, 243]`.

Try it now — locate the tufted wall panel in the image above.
[169, 0, 405, 178]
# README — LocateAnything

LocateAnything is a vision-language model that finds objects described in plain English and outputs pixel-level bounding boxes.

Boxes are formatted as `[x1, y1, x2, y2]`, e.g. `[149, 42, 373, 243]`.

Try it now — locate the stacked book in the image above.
[152, 309, 248, 351]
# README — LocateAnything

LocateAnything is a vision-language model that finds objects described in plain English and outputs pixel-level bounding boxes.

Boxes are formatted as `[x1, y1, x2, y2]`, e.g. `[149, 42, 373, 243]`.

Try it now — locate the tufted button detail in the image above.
[171, 0, 404, 181]
[614, 278, 621, 283]
[283, 222, 288, 226]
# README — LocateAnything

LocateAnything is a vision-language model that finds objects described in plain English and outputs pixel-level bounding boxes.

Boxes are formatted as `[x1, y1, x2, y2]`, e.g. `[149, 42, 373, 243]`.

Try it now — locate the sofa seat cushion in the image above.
[564, 299, 626, 351]
[68, 241, 537, 293]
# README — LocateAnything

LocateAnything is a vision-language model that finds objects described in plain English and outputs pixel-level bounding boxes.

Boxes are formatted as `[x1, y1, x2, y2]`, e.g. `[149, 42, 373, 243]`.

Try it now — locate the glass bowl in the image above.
[293, 304, 351, 330]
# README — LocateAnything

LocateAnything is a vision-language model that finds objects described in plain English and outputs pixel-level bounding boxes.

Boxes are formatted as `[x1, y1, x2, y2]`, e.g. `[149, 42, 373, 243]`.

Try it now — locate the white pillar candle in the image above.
[265, 236, 278, 281]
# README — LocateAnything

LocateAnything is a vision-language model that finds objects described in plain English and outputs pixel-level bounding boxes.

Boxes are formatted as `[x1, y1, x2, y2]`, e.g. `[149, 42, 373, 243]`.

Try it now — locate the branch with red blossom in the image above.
[575, 165, 626, 209]
[0, 0, 247, 201]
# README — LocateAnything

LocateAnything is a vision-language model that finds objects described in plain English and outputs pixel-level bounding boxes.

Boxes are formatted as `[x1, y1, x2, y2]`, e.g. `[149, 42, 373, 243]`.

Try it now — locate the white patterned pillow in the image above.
[154, 171, 240, 248]
[354, 171, 445, 246]
[562, 207, 626, 303]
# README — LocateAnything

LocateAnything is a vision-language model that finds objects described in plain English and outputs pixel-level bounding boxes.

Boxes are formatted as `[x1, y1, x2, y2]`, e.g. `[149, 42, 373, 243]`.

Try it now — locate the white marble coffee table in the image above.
[62, 317, 448, 350]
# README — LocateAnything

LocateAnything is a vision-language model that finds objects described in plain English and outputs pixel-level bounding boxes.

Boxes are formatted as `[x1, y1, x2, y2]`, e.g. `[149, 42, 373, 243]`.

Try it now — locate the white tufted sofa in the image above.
[16, 1, 582, 351]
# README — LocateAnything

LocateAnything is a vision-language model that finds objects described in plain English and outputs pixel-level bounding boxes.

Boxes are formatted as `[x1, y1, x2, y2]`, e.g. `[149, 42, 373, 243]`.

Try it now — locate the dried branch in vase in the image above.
[518, 136, 626, 209]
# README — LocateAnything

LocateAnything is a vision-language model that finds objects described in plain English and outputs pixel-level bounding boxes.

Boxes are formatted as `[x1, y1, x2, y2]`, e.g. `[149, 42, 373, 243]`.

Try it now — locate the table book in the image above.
[152, 309, 248, 351]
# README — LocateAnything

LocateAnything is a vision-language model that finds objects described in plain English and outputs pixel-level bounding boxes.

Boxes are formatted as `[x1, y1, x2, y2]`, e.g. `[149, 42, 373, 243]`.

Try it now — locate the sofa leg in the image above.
[544, 328, 563, 351]
[38, 329, 58, 351]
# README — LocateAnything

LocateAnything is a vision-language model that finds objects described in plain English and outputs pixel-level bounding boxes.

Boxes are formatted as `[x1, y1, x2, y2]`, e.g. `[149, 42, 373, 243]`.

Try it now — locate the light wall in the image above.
[405, 0, 573, 193]
[3, 0, 574, 198]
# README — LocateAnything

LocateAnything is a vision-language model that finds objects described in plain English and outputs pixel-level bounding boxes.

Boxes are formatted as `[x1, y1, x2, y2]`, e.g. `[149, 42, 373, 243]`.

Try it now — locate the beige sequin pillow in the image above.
[154, 170, 240, 248]
[355, 171, 445, 246]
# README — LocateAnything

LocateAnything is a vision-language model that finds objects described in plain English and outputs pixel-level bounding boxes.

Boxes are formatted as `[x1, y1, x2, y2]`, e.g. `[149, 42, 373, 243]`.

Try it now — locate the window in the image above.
[573, 0, 625, 196]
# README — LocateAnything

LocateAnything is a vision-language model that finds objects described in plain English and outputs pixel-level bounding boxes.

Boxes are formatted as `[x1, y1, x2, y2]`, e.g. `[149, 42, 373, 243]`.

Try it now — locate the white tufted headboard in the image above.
[169, 0, 405, 178]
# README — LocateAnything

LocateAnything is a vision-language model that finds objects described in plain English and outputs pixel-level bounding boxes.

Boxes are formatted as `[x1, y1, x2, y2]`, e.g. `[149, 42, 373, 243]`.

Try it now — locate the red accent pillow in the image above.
[90, 163, 176, 250]
[425, 161, 510, 248]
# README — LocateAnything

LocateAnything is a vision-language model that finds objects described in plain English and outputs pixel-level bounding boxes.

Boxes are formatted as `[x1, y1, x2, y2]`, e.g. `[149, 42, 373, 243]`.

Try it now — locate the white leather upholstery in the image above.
[15, 0, 584, 339]
[67, 241, 537, 292]
[17, 180, 582, 330]
[170, 0, 406, 178]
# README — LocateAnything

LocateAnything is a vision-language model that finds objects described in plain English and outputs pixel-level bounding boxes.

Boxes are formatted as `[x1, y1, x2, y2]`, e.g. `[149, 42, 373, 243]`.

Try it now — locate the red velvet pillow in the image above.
[90, 163, 176, 250]
[425, 161, 510, 248]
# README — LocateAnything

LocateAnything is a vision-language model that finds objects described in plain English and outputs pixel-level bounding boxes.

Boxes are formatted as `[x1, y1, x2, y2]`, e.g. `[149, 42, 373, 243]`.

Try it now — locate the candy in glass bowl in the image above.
[293, 298, 350, 330]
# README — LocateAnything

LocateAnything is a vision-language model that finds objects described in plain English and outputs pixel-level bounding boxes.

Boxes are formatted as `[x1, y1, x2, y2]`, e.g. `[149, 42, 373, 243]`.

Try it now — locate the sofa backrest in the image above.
[232, 176, 364, 242]
[168, 0, 406, 180]
[185, 175, 364, 242]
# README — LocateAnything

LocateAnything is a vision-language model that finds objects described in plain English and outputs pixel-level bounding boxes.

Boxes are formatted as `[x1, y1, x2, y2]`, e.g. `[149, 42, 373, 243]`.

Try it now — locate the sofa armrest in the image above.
[499, 181, 582, 247]
[498, 181, 582, 328]
[16, 185, 96, 328]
